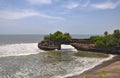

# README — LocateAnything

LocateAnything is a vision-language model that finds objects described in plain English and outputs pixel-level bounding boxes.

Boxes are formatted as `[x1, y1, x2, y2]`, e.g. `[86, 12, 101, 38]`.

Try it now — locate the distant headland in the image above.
[38, 29, 120, 54]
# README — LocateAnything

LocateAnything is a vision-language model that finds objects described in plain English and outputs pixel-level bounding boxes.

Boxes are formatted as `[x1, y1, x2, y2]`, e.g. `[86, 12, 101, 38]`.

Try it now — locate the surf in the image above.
[0, 43, 44, 57]
[61, 44, 77, 51]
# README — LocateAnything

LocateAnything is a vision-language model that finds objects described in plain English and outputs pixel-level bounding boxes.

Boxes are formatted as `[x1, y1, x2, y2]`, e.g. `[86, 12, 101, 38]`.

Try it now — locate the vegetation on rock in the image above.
[90, 29, 120, 51]
[38, 31, 72, 50]
[44, 31, 72, 44]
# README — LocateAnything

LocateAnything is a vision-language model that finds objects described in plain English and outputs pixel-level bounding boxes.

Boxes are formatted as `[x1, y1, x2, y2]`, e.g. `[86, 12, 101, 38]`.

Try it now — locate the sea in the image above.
[0, 35, 113, 78]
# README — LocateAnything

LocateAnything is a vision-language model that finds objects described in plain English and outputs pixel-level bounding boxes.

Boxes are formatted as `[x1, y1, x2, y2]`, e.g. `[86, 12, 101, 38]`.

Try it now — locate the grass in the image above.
[82, 69, 106, 78]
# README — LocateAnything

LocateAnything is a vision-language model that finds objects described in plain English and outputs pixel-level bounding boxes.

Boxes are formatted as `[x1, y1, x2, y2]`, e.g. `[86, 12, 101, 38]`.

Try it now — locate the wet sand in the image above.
[68, 55, 120, 78]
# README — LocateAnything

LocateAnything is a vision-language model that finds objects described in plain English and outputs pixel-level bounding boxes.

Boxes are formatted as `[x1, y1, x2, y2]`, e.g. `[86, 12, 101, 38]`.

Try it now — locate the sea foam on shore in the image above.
[56, 54, 115, 78]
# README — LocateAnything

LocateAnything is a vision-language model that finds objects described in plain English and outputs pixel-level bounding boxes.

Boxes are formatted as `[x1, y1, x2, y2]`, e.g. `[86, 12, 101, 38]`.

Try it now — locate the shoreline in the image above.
[68, 54, 120, 78]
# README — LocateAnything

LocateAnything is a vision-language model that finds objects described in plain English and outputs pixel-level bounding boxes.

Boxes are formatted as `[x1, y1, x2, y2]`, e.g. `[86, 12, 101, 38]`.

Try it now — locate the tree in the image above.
[90, 35, 103, 41]
[113, 29, 120, 39]
[91, 29, 120, 51]
[95, 40, 105, 47]
[104, 31, 108, 36]
[43, 31, 72, 44]
[113, 29, 120, 49]
[44, 34, 50, 40]
[54, 31, 63, 37]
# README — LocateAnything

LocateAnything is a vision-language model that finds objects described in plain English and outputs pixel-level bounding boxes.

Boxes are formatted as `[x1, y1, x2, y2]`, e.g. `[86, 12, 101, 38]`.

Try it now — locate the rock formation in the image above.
[38, 31, 71, 50]
[38, 30, 120, 54]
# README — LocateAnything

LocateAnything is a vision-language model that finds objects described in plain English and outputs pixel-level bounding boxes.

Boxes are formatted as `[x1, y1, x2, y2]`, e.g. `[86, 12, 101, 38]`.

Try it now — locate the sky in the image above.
[0, 0, 120, 34]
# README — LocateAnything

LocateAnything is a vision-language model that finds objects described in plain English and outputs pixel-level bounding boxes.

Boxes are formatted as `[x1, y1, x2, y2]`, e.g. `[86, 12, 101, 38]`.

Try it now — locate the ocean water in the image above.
[0, 35, 112, 78]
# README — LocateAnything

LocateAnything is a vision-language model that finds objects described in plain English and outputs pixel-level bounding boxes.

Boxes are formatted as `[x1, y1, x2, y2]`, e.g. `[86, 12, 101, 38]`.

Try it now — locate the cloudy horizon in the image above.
[0, 0, 120, 34]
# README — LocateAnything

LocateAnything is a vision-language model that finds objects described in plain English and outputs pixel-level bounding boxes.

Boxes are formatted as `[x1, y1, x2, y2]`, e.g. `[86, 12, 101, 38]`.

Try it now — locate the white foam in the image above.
[61, 44, 77, 51]
[56, 54, 115, 78]
[0, 43, 45, 57]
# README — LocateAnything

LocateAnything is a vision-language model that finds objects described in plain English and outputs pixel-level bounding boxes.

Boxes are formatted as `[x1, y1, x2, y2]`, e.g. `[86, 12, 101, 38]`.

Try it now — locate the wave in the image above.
[0, 43, 45, 57]
[61, 44, 77, 51]
[0, 43, 114, 78]
[0, 43, 77, 57]
[56, 54, 114, 78]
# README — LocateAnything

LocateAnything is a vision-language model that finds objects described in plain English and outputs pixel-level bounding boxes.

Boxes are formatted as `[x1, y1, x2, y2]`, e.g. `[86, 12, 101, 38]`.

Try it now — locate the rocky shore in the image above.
[38, 30, 120, 53]
[71, 43, 119, 54]
[38, 38, 119, 54]
[38, 38, 94, 51]
[38, 40, 61, 50]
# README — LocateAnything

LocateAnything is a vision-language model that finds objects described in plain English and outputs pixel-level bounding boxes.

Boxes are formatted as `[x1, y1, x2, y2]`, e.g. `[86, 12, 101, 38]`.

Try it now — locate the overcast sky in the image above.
[0, 0, 120, 34]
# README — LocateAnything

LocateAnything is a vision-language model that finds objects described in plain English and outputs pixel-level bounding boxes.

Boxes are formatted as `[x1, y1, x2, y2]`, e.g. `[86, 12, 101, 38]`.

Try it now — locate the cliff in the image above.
[38, 38, 94, 51]
[38, 31, 72, 50]
[38, 40, 61, 50]
[38, 30, 120, 54]
[71, 43, 119, 54]
[38, 38, 120, 54]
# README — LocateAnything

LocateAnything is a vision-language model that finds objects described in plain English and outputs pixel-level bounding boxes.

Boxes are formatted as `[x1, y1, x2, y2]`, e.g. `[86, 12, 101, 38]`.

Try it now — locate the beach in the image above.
[69, 55, 120, 78]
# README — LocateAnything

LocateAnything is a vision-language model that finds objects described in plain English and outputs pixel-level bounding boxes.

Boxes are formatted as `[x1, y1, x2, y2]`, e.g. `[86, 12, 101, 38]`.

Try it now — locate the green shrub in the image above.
[95, 40, 105, 47]
[43, 31, 72, 44]
[91, 29, 120, 51]
[99, 69, 106, 78]
[90, 36, 103, 41]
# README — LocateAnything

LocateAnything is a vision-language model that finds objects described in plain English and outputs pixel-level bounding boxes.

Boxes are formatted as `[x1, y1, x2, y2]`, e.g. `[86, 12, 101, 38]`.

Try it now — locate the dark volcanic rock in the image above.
[38, 44, 57, 51]
[38, 42, 56, 51]
[38, 38, 119, 54]
[71, 39, 95, 44]
[38, 40, 61, 51]
[71, 43, 120, 54]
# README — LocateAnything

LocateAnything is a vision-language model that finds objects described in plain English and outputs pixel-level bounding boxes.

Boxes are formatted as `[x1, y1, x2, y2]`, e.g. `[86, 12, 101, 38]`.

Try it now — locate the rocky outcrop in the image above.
[38, 38, 119, 54]
[71, 39, 95, 44]
[38, 45, 57, 50]
[38, 40, 61, 51]
[71, 43, 119, 54]
[38, 38, 94, 51]
[38, 31, 72, 50]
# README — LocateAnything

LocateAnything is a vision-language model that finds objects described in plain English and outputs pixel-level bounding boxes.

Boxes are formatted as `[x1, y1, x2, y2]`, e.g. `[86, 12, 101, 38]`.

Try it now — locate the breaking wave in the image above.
[0, 43, 78, 57]
[57, 54, 114, 78]
[0, 43, 44, 57]
[61, 44, 77, 51]
[0, 43, 114, 78]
